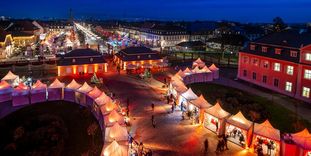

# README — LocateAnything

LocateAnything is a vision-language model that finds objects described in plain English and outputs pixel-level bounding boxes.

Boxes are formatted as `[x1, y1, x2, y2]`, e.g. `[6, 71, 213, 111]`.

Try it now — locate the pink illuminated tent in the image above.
[12, 83, 30, 106]
[105, 123, 128, 142]
[102, 141, 127, 156]
[169, 79, 188, 99]
[100, 101, 118, 115]
[76, 82, 93, 105]
[191, 66, 202, 73]
[193, 58, 205, 68]
[64, 79, 81, 102]
[204, 102, 230, 135]
[30, 80, 47, 104]
[48, 78, 64, 101]
[105, 110, 125, 126]
[0, 80, 13, 102]
[190, 95, 211, 109]
[86, 86, 102, 105]
[95, 92, 112, 106]
[1, 71, 19, 83]
[291, 128, 311, 156]
[209, 64, 219, 79]
[183, 67, 193, 76]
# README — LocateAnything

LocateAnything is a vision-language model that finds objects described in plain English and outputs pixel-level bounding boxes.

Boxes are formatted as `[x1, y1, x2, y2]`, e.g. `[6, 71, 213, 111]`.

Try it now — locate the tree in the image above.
[273, 17, 286, 32]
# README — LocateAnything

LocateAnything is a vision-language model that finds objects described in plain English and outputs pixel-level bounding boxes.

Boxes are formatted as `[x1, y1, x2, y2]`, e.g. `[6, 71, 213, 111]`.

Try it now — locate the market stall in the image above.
[252, 120, 280, 156]
[193, 58, 205, 68]
[0, 80, 13, 103]
[76, 82, 93, 105]
[86, 86, 102, 105]
[105, 122, 128, 142]
[12, 83, 30, 106]
[105, 110, 125, 126]
[64, 79, 81, 102]
[102, 141, 128, 156]
[100, 101, 119, 115]
[209, 64, 219, 79]
[189, 95, 212, 124]
[48, 78, 64, 101]
[1, 71, 19, 86]
[204, 102, 230, 135]
[225, 111, 253, 148]
[291, 128, 311, 156]
[95, 92, 113, 106]
[30, 80, 47, 104]
[179, 88, 198, 111]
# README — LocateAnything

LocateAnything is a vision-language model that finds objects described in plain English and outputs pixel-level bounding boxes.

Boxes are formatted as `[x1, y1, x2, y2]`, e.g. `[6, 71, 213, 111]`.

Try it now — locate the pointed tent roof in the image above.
[49, 78, 65, 88]
[173, 82, 188, 94]
[209, 64, 219, 71]
[226, 111, 252, 130]
[181, 88, 198, 100]
[66, 79, 81, 90]
[107, 110, 124, 125]
[0, 80, 11, 90]
[105, 123, 128, 142]
[193, 58, 205, 67]
[78, 82, 93, 93]
[201, 66, 212, 73]
[13, 83, 29, 94]
[192, 66, 202, 73]
[31, 80, 47, 90]
[101, 101, 118, 113]
[2, 71, 18, 81]
[102, 141, 126, 156]
[254, 120, 280, 141]
[292, 128, 311, 150]
[176, 69, 184, 77]
[190, 95, 212, 109]
[88, 86, 102, 99]
[183, 67, 192, 75]
[205, 102, 230, 119]
[95, 92, 112, 106]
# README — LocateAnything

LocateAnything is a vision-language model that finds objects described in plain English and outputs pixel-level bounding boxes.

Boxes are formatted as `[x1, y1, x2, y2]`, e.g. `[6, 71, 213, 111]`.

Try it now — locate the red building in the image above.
[238, 30, 311, 103]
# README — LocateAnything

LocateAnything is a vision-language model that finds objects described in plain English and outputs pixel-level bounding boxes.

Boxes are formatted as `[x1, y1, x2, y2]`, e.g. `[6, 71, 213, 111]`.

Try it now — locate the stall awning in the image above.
[209, 64, 219, 71]
[292, 128, 311, 150]
[226, 111, 252, 130]
[49, 78, 64, 88]
[181, 88, 198, 101]
[106, 123, 128, 142]
[205, 102, 230, 119]
[32, 80, 47, 90]
[78, 82, 93, 93]
[66, 79, 81, 90]
[254, 120, 280, 141]
[190, 95, 212, 109]
[13, 83, 29, 94]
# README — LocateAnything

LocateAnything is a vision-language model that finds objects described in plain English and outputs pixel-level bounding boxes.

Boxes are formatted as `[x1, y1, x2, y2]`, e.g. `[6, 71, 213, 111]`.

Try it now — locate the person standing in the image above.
[223, 134, 229, 150]
[151, 103, 154, 111]
[171, 104, 174, 113]
[204, 138, 209, 153]
[215, 121, 219, 132]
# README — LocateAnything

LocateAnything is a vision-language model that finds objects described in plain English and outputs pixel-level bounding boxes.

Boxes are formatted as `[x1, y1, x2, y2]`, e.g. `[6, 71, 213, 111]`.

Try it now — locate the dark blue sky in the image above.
[0, 0, 310, 23]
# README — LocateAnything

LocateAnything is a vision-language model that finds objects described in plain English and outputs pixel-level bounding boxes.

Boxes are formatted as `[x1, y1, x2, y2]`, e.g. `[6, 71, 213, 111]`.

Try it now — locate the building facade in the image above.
[238, 31, 311, 103]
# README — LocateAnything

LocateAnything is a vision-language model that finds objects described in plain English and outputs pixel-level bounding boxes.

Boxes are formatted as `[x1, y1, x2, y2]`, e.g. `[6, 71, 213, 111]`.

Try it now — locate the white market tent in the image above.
[48, 78, 64, 101]
[1, 71, 18, 81]
[192, 66, 202, 73]
[209, 64, 219, 79]
[204, 102, 230, 134]
[12, 83, 30, 106]
[181, 88, 198, 101]
[183, 67, 193, 76]
[30, 80, 47, 104]
[105, 110, 125, 126]
[88, 86, 102, 99]
[205, 102, 230, 119]
[76, 82, 93, 105]
[226, 111, 252, 131]
[66, 79, 82, 90]
[105, 123, 128, 142]
[292, 128, 311, 151]
[201, 66, 212, 73]
[95, 92, 112, 106]
[193, 58, 205, 68]
[253, 120, 280, 142]
[102, 141, 127, 156]
[100, 101, 118, 115]
[0, 80, 13, 102]
[64, 79, 81, 102]
[190, 95, 212, 109]
[78, 82, 93, 93]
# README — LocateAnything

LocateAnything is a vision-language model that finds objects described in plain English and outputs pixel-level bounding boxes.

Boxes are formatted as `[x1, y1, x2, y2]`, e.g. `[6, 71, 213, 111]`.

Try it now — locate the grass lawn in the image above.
[189, 83, 311, 133]
[0, 101, 103, 156]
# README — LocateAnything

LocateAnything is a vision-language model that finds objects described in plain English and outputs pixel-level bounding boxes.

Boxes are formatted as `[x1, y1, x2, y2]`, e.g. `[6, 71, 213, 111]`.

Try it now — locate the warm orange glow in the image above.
[73, 65, 77, 74]
[57, 66, 61, 76]
[83, 65, 87, 73]
[149, 60, 152, 64]
[123, 62, 127, 70]
[104, 64, 108, 72]
[94, 64, 98, 73]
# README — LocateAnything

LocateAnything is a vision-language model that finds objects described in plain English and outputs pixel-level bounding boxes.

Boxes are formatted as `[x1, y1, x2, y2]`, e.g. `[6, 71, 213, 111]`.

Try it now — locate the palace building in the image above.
[57, 49, 107, 76]
[238, 30, 311, 103]
[114, 46, 163, 70]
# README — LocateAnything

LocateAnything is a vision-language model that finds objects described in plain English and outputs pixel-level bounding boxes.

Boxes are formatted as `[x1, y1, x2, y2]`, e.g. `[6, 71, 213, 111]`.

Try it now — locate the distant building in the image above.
[238, 30, 311, 103]
[114, 46, 162, 70]
[0, 29, 13, 58]
[57, 49, 107, 76]
[175, 41, 206, 52]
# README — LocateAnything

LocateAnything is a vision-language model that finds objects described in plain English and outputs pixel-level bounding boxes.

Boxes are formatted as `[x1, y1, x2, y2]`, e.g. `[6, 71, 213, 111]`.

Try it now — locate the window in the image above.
[285, 82, 292, 92]
[304, 69, 311, 79]
[290, 51, 298, 57]
[287, 66, 294, 75]
[243, 56, 249, 64]
[274, 79, 279, 87]
[274, 63, 281, 72]
[275, 48, 281, 55]
[262, 75, 267, 83]
[252, 72, 257, 80]
[302, 87, 310, 98]
[243, 70, 247, 77]
[252, 58, 259, 66]
[263, 61, 269, 68]
[250, 44, 256, 50]
[306, 53, 311, 61]
[262, 46, 268, 52]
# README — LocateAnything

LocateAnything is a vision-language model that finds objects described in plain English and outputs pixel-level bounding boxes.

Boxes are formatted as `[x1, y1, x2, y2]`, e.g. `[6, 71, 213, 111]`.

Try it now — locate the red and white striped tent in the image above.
[48, 78, 64, 101]
[64, 79, 81, 102]
[0, 80, 13, 103]
[30, 80, 47, 104]
[12, 83, 30, 106]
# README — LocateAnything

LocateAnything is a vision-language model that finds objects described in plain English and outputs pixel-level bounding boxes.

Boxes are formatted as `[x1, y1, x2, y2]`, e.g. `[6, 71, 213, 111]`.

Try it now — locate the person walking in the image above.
[152, 116, 156, 128]
[204, 138, 209, 153]
[166, 96, 170, 104]
[215, 139, 221, 153]
[151, 103, 154, 111]
[171, 104, 174, 113]
[223, 134, 229, 150]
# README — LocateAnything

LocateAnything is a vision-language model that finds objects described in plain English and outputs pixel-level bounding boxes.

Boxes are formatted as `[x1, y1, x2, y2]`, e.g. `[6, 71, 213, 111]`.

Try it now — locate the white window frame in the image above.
[306, 53, 311, 61]
[274, 63, 281, 72]
[302, 87, 310, 98]
[285, 82, 292, 92]
[287, 66, 294, 75]
[304, 69, 311, 79]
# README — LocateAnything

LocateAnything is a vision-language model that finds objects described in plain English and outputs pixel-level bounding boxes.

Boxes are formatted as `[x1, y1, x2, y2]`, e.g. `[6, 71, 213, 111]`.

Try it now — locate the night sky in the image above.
[0, 0, 310, 23]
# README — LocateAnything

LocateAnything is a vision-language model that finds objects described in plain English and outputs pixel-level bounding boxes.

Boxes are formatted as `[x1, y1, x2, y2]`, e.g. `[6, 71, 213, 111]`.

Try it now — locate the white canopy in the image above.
[95, 92, 112, 106]
[292, 128, 311, 150]
[100, 101, 118, 113]
[190, 95, 212, 109]
[106, 110, 124, 125]
[192, 66, 202, 73]
[32, 80, 47, 90]
[181, 88, 198, 100]
[88, 86, 102, 99]
[78, 82, 93, 93]
[105, 123, 128, 142]
[66, 79, 81, 90]
[49, 78, 64, 88]
[226, 111, 252, 130]
[102, 141, 127, 156]
[205, 102, 230, 119]
[209, 64, 219, 71]
[1, 71, 18, 81]
[172, 81, 188, 94]
[201, 66, 212, 73]
[254, 120, 280, 141]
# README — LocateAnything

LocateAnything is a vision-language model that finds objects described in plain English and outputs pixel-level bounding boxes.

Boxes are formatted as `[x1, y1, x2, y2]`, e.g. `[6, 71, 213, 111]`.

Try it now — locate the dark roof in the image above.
[116, 46, 161, 61]
[254, 30, 311, 48]
[0, 21, 13, 30]
[0, 28, 8, 42]
[11, 31, 33, 37]
[6, 20, 39, 32]
[57, 49, 106, 66]
[176, 41, 205, 47]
